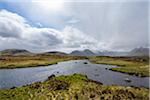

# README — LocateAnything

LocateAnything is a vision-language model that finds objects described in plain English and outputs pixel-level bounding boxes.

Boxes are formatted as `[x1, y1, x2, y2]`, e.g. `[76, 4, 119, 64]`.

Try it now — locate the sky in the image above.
[0, 0, 149, 53]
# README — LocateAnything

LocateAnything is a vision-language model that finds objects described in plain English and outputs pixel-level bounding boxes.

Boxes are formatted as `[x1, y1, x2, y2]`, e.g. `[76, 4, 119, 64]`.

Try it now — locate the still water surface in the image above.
[0, 60, 149, 89]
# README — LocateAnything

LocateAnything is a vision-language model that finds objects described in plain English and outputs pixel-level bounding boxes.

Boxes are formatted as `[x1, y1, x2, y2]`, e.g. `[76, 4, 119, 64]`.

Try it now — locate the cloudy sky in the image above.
[0, 0, 149, 52]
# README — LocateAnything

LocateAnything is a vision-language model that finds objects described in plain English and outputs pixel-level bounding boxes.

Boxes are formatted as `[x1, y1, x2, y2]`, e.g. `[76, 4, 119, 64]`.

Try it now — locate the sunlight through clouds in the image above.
[31, 0, 65, 12]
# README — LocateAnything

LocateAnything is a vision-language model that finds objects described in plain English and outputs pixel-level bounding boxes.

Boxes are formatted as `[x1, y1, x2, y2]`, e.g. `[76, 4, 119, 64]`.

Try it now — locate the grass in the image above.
[89, 56, 149, 77]
[0, 74, 149, 100]
[0, 54, 85, 69]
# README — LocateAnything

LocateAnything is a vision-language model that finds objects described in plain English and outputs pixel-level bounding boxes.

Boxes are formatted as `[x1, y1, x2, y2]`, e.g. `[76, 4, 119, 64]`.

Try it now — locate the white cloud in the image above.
[1, 0, 148, 52]
[69, 1, 149, 51]
[67, 19, 80, 24]
[0, 9, 28, 38]
[61, 26, 98, 50]
[8, 0, 70, 29]
[0, 9, 97, 52]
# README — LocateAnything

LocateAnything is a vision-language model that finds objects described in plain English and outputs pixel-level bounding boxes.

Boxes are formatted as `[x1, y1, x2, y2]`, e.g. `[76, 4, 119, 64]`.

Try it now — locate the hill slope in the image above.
[0, 49, 32, 55]
[128, 47, 149, 56]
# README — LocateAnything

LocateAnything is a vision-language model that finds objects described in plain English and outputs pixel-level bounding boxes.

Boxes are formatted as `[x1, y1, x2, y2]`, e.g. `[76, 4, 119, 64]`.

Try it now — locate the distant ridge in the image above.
[44, 51, 68, 56]
[0, 49, 32, 55]
[0, 47, 149, 57]
[96, 51, 128, 56]
[0, 49, 68, 56]
[128, 47, 149, 56]
[70, 47, 149, 57]
[70, 49, 128, 56]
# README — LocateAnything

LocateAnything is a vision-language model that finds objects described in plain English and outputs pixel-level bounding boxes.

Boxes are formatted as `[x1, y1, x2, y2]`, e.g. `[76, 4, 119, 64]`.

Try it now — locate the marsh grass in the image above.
[89, 56, 149, 77]
[0, 54, 85, 69]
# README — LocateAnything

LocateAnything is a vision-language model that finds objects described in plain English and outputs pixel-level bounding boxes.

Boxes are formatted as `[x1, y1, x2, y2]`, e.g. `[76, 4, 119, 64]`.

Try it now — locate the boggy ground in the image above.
[0, 74, 149, 100]
[0, 54, 85, 69]
[89, 56, 149, 77]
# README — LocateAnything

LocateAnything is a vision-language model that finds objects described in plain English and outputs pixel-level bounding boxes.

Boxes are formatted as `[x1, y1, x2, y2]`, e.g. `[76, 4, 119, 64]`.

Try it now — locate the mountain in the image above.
[128, 47, 149, 56]
[1, 47, 148, 57]
[0, 49, 32, 55]
[96, 51, 104, 56]
[96, 51, 128, 56]
[70, 49, 95, 56]
[0, 49, 68, 56]
[70, 50, 84, 56]
[83, 49, 95, 56]
[97, 47, 149, 57]
[70, 49, 128, 56]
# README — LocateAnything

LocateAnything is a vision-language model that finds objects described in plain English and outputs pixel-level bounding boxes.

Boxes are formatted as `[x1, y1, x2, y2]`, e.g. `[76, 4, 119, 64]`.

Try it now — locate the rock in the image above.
[48, 74, 55, 79]
[105, 68, 108, 70]
[138, 74, 142, 77]
[10, 86, 16, 89]
[83, 62, 88, 64]
[124, 78, 131, 82]
[56, 71, 59, 74]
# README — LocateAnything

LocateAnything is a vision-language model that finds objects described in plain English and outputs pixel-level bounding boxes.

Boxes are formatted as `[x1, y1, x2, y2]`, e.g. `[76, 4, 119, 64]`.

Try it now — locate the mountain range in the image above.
[70, 47, 149, 57]
[0, 47, 149, 57]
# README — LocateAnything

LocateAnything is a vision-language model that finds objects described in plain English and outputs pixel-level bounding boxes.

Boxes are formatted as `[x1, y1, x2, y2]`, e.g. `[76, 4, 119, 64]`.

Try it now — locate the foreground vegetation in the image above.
[0, 74, 149, 100]
[0, 54, 85, 69]
[89, 56, 149, 77]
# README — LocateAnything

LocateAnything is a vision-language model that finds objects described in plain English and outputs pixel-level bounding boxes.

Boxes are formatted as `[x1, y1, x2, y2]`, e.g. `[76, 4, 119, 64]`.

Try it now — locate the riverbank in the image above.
[89, 56, 149, 77]
[0, 54, 149, 77]
[0, 54, 85, 69]
[0, 74, 149, 100]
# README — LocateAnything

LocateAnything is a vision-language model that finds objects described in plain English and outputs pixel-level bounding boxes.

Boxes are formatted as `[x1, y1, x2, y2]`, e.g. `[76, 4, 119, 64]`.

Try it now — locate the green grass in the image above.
[0, 74, 149, 100]
[89, 56, 149, 77]
[0, 54, 85, 69]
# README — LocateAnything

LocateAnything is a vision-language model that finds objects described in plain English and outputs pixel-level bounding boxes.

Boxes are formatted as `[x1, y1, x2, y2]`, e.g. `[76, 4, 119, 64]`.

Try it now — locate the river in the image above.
[0, 60, 149, 89]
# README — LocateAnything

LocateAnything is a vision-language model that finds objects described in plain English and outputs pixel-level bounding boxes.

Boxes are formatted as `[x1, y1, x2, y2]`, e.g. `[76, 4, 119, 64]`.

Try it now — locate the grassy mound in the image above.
[0, 74, 149, 100]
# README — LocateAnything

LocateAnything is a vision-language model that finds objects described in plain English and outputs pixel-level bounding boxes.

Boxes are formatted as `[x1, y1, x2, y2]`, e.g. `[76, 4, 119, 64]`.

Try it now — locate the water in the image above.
[0, 60, 149, 89]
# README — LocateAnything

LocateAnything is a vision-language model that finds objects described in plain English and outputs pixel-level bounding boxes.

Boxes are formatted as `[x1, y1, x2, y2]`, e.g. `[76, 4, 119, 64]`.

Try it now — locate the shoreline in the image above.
[0, 59, 149, 77]
[0, 55, 149, 77]
[88, 56, 149, 77]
